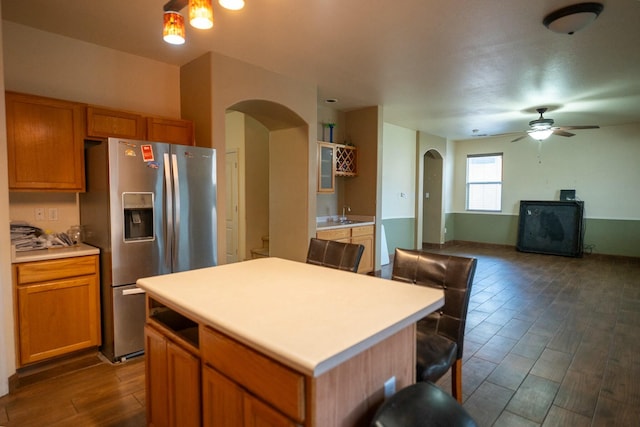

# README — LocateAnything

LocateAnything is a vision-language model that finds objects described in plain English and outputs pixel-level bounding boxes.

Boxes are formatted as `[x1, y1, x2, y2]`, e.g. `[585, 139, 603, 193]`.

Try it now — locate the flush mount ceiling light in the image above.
[543, 2, 604, 35]
[163, 0, 245, 44]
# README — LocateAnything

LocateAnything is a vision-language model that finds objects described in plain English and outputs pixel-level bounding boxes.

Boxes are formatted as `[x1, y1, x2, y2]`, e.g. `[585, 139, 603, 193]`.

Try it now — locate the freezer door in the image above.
[171, 145, 217, 272]
[109, 139, 172, 285]
[112, 284, 146, 361]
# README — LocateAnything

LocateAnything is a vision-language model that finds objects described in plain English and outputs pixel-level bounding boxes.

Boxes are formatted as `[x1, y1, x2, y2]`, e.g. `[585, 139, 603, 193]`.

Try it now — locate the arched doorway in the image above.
[422, 149, 444, 247]
[224, 100, 308, 262]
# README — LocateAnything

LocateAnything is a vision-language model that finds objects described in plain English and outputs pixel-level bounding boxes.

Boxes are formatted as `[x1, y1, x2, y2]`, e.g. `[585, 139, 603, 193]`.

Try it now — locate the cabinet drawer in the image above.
[316, 228, 350, 240]
[351, 225, 374, 237]
[200, 327, 305, 423]
[15, 255, 97, 285]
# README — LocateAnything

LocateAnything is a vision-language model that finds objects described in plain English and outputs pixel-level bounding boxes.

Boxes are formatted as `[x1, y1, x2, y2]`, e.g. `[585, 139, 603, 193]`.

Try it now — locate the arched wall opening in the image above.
[422, 149, 444, 246]
[225, 99, 309, 263]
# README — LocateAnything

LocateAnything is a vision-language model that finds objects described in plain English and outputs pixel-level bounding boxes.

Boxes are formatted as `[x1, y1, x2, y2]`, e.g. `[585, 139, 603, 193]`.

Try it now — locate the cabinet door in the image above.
[145, 325, 201, 427]
[244, 393, 299, 427]
[351, 233, 374, 274]
[145, 325, 169, 427]
[167, 341, 201, 427]
[6, 92, 85, 191]
[317, 142, 335, 193]
[86, 106, 145, 139]
[17, 275, 100, 365]
[146, 117, 194, 146]
[202, 365, 244, 427]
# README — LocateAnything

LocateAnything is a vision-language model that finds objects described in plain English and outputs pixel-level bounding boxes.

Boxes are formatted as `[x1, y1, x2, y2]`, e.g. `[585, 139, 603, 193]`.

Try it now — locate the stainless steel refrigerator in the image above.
[80, 137, 217, 362]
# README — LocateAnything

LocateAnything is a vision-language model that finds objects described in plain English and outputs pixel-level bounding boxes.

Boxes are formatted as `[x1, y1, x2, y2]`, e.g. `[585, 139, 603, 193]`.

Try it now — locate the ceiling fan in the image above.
[511, 108, 599, 142]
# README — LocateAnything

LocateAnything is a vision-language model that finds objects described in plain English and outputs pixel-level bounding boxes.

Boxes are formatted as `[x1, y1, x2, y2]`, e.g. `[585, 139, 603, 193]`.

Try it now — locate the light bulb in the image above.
[528, 129, 554, 141]
[190, 0, 214, 29]
[219, 0, 245, 11]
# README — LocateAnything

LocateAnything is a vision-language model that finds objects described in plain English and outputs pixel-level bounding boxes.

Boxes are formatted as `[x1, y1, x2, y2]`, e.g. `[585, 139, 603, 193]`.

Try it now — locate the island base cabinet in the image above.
[145, 324, 201, 427]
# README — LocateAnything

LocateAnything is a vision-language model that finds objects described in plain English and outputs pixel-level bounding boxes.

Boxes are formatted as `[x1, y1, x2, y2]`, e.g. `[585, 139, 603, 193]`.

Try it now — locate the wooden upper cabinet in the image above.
[5, 91, 85, 192]
[86, 106, 146, 140]
[146, 117, 195, 146]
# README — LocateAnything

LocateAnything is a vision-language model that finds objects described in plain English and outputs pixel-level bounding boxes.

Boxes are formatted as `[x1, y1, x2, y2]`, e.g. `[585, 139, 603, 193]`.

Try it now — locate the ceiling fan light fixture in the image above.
[163, 11, 186, 45]
[528, 129, 554, 141]
[543, 3, 604, 35]
[219, 0, 245, 11]
[189, 0, 214, 29]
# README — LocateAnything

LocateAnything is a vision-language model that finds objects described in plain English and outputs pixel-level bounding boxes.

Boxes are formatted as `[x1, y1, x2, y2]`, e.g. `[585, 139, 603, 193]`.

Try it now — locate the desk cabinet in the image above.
[6, 91, 86, 192]
[13, 255, 100, 366]
[317, 224, 374, 273]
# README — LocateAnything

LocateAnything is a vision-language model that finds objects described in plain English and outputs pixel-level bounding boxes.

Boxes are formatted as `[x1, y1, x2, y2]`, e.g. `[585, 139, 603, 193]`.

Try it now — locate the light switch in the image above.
[425, 192, 430, 199]
[48, 208, 58, 221]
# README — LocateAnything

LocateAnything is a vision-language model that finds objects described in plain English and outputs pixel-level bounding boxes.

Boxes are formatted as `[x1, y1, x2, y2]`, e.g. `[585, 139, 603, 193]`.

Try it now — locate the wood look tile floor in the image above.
[1, 242, 639, 426]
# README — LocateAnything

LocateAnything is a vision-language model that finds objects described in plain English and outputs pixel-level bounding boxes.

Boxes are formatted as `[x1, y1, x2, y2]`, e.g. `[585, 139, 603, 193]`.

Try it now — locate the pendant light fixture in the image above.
[219, 0, 245, 11]
[189, 0, 214, 30]
[162, 0, 245, 44]
[163, 11, 186, 45]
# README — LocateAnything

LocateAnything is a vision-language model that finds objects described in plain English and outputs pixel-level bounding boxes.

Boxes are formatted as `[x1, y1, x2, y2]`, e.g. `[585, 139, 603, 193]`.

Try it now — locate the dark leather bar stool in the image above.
[370, 382, 478, 427]
[391, 248, 477, 402]
[306, 238, 365, 273]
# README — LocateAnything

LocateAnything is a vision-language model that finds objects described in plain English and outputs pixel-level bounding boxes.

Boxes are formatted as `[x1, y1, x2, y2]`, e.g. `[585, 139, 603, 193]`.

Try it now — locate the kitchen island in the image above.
[137, 257, 444, 427]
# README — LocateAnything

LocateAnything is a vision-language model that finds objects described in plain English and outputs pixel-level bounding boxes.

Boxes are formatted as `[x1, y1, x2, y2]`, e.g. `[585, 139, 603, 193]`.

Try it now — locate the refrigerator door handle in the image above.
[171, 153, 180, 272]
[122, 287, 146, 296]
[163, 152, 173, 269]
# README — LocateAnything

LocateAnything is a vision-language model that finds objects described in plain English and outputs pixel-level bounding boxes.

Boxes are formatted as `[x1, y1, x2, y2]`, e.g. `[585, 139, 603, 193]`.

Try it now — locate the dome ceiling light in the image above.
[543, 2, 604, 35]
[163, 0, 245, 45]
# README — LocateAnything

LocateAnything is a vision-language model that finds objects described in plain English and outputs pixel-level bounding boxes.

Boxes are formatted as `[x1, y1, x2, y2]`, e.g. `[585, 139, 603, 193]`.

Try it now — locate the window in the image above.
[466, 153, 502, 211]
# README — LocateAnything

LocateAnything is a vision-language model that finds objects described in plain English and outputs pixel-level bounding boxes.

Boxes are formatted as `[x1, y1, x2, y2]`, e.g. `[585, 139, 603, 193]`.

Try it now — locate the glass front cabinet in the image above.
[318, 142, 335, 193]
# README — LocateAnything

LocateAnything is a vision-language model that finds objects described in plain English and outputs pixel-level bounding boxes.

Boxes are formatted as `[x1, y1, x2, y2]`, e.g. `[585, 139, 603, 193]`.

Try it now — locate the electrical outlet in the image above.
[383, 376, 396, 399]
[48, 208, 58, 221]
[35, 208, 45, 221]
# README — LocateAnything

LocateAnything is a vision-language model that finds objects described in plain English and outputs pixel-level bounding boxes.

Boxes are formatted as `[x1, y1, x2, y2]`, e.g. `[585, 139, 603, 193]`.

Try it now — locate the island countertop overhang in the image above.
[137, 257, 444, 377]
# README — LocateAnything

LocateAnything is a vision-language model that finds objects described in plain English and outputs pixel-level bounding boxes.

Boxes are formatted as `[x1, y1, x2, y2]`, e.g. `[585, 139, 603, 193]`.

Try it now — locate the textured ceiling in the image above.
[3, 0, 640, 140]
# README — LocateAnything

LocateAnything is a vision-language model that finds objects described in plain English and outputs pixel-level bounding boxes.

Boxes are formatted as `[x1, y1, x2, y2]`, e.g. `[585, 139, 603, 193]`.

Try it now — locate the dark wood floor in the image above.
[1, 243, 639, 426]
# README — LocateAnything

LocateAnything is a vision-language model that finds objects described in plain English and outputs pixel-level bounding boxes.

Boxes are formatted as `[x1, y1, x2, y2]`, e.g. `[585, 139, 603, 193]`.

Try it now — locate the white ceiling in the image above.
[3, 0, 640, 140]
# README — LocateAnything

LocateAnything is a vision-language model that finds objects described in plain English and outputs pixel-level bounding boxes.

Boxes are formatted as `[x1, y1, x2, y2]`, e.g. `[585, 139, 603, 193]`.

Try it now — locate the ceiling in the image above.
[3, 0, 640, 140]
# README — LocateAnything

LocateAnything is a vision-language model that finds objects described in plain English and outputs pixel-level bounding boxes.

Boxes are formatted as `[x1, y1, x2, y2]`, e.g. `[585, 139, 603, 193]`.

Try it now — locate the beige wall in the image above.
[182, 52, 318, 263]
[0, 13, 15, 397]
[451, 123, 640, 219]
[1, 22, 182, 394]
[244, 116, 269, 260]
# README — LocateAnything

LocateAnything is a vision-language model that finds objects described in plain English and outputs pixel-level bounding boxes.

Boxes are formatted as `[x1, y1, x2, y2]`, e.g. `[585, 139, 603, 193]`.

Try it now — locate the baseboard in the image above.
[8, 348, 102, 392]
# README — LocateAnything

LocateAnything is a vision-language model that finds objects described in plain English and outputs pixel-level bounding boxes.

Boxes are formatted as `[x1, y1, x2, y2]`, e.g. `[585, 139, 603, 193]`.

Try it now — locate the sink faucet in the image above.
[340, 205, 351, 221]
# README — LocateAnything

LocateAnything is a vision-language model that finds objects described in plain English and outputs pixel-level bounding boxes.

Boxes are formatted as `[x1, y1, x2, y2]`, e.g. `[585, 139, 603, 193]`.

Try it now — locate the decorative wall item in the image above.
[324, 122, 336, 142]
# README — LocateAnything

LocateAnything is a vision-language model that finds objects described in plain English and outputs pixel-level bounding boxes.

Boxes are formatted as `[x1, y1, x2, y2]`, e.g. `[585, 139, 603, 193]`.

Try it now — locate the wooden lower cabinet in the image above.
[13, 255, 100, 366]
[145, 324, 201, 427]
[202, 365, 296, 427]
[317, 225, 375, 274]
[145, 296, 414, 426]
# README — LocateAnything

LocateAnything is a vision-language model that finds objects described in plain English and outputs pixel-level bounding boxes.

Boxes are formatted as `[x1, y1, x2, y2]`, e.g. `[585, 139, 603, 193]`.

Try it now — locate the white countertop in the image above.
[137, 257, 444, 377]
[316, 215, 375, 230]
[12, 243, 100, 263]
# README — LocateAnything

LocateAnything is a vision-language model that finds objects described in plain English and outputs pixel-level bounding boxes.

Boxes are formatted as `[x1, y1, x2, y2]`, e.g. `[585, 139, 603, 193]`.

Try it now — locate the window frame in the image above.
[466, 153, 503, 212]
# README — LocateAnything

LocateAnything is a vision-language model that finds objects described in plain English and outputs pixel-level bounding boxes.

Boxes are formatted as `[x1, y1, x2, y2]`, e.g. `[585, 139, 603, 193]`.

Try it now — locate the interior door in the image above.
[225, 150, 239, 263]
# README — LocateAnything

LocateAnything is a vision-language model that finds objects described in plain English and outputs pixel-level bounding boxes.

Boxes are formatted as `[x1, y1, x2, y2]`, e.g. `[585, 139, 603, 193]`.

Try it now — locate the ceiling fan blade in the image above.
[556, 125, 600, 130]
[511, 134, 528, 143]
[553, 130, 575, 137]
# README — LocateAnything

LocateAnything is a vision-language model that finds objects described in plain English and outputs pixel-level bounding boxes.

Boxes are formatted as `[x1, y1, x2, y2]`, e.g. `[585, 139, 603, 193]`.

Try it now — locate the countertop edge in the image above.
[11, 243, 100, 263]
